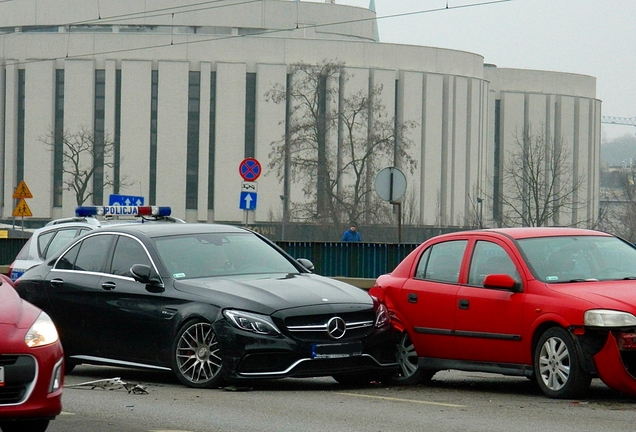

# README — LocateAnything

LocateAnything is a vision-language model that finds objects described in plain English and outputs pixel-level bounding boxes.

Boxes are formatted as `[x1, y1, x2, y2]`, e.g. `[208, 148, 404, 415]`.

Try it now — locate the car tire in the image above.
[172, 320, 225, 389]
[390, 332, 435, 385]
[534, 327, 591, 399]
[0, 419, 49, 432]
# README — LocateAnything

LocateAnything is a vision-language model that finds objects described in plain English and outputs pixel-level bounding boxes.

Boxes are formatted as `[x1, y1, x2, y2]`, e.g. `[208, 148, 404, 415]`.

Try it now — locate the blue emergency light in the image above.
[75, 206, 172, 217]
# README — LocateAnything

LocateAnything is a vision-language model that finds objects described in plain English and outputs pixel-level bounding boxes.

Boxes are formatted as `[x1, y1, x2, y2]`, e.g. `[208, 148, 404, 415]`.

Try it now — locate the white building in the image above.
[0, 0, 600, 232]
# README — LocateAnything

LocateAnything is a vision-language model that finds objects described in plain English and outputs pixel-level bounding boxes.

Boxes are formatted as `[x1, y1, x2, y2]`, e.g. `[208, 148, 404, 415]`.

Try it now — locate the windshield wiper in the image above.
[622, 276, 636, 280]
[568, 278, 599, 282]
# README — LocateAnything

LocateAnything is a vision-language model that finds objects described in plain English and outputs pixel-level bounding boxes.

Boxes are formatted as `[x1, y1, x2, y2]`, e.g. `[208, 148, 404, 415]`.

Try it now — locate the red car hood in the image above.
[0, 283, 39, 328]
[552, 281, 636, 312]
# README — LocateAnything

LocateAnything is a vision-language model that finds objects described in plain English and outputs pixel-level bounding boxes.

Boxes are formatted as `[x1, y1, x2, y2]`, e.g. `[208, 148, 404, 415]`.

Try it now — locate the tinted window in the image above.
[110, 236, 152, 277]
[468, 241, 520, 286]
[73, 235, 113, 272]
[417, 240, 467, 283]
[56, 242, 81, 270]
[154, 232, 298, 279]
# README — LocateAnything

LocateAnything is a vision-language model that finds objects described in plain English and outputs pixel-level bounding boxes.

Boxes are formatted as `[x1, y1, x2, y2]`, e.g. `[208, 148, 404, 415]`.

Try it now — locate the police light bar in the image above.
[75, 206, 172, 217]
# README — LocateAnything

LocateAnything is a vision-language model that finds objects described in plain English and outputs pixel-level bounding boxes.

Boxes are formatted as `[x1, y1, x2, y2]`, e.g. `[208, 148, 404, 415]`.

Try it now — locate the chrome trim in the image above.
[69, 355, 171, 371]
[238, 354, 398, 377]
[287, 320, 374, 332]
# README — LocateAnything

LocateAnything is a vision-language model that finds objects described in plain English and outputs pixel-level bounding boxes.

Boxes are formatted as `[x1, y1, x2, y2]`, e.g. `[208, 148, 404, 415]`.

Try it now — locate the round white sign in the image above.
[374, 167, 407, 202]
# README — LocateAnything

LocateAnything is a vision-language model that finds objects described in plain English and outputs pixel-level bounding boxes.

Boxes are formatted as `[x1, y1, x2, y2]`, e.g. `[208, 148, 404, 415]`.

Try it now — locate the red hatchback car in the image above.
[0, 274, 63, 432]
[370, 227, 636, 399]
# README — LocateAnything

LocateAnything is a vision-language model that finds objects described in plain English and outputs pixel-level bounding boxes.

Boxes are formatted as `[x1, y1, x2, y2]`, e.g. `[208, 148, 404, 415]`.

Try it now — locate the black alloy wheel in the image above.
[172, 320, 225, 388]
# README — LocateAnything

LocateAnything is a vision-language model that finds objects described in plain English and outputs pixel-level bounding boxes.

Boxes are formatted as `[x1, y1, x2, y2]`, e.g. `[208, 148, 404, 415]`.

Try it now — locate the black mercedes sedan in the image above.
[14, 223, 397, 388]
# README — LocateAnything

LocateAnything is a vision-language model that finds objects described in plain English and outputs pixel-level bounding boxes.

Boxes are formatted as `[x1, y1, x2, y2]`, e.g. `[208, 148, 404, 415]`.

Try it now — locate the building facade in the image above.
[0, 0, 601, 235]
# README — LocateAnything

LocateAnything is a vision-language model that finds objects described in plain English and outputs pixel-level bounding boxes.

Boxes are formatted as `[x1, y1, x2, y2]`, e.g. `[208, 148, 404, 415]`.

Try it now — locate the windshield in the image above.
[517, 235, 636, 282]
[153, 232, 299, 279]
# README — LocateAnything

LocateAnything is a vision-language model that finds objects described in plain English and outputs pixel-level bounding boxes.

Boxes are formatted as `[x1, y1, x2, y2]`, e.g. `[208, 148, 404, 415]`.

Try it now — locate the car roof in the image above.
[437, 227, 613, 242]
[93, 222, 250, 238]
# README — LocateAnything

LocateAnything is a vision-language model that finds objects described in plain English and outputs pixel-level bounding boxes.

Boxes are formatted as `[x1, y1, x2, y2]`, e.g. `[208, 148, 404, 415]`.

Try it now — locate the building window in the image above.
[53, 69, 64, 207]
[149, 70, 158, 205]
[16, 69, 25, 183]
[114, 69, 122, 194]
[93, 69, 106, 205]
[208, 72, 217, 211]
[186, 71, 200, 209]
[244, 73, 256, 158]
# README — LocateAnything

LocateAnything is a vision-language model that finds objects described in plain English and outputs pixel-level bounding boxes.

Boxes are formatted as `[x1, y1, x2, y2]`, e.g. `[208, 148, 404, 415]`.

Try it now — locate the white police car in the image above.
[9, 206, 182, 282]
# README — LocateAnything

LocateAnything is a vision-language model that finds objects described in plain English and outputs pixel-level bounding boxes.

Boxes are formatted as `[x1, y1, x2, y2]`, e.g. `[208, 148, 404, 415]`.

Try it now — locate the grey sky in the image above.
[328, 0, 636, 141]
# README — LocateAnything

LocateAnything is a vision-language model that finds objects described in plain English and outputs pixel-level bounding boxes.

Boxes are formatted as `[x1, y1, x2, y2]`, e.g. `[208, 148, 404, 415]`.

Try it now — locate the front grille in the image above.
[283, 310, 375, 343]
[0, 355, 36, 405]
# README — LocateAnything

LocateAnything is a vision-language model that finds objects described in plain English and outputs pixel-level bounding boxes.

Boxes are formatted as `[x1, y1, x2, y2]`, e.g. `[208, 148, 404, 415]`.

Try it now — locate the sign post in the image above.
[12, 180, 34, 232]
[238, 159, 261, 225]
[374, 167, 407, 243]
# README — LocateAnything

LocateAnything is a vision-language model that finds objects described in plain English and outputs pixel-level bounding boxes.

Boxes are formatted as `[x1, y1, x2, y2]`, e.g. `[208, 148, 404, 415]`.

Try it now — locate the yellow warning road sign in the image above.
[13, 199, 33, 217]
[13, 180, 33, 199]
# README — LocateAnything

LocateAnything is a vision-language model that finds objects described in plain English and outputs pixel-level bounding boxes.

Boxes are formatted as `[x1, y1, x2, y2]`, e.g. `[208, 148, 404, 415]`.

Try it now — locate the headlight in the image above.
[584, 309, 636, 327]
[25, 312, 59, 347]
[375, 302, 390, 328]
[224, 310, 280, 336]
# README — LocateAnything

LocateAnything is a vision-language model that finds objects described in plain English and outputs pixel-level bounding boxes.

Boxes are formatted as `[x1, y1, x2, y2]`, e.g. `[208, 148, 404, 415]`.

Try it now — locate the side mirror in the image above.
[483, 274, 520, 292]
[297, 258, 314, 272]
[130, 264, 163, 290]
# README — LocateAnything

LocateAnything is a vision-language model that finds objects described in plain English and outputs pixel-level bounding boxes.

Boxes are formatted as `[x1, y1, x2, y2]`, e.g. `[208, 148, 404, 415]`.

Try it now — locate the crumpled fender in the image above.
[593, 332, 636, 397]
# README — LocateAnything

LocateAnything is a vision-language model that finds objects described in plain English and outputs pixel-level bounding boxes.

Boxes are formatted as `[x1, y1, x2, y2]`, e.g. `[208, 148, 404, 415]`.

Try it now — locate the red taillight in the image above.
[617, 332, 636, 350]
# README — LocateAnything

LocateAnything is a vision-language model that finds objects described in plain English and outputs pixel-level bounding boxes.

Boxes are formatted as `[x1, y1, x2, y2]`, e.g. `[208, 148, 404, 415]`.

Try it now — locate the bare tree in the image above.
[598, 165, 636, 241]
[266, 60, 417, 228]
[495, 126, 584, 227]
[43, 126, 124, 206]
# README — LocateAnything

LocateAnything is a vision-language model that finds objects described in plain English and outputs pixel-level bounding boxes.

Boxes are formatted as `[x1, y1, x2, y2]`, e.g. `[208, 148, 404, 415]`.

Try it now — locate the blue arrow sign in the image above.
[239, 192, 257, 210]
[109, 194, 145, 206]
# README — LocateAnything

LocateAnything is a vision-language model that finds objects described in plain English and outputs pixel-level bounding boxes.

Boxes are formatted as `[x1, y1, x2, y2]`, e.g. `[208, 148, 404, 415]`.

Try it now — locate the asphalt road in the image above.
[47, 365, 636, 432]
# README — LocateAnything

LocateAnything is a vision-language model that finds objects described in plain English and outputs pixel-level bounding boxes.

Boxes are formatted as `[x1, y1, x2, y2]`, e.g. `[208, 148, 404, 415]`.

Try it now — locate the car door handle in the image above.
[50, 278, 64, 287]
[407, 293, 418, 303]
[458, 299, 470, 309]
[101, 282, 116, 291]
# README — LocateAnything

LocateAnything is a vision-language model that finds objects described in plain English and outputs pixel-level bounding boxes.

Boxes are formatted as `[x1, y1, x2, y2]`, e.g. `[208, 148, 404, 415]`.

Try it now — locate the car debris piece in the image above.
[65, 378, 148, 394]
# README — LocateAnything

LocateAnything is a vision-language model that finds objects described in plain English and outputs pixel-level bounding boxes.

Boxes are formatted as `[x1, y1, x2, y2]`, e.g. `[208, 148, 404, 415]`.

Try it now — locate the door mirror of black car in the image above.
[483, 273, 520, 292]
[297, 258, 314, 272]
[130, 264, 163, 288]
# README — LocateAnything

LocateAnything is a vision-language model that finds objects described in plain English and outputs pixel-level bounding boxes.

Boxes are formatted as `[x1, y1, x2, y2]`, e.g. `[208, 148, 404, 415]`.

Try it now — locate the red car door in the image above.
[398, 240, 467, 359]
[454, 239, 526, 364]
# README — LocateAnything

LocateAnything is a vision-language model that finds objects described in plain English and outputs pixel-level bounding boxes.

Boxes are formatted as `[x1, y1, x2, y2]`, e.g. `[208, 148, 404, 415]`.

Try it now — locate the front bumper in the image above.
[215, 320, 398, 380]
[0, 347, 64, 421]
[593, 332, 636, 397]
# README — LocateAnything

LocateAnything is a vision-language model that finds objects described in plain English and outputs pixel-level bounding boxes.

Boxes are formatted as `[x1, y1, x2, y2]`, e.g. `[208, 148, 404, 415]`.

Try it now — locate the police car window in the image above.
[37, 231, 56, 259]
[110, 236, 151, 277]
[74, 235, 113, 272]
[44, 228, 81, 260]
[468, 241, 520, 287]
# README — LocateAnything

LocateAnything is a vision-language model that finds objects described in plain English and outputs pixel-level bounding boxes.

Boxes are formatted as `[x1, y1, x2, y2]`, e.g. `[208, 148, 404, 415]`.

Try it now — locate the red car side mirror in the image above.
[483, 273, 519, 292]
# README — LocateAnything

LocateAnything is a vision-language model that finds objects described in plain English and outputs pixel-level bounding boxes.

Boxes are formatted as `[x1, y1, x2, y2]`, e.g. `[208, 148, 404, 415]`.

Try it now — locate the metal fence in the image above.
[276, 241, 419, 279]
[0, 238, 419, 279]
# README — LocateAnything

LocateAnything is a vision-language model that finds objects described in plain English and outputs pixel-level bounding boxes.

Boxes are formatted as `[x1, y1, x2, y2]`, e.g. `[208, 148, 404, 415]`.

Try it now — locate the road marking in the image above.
[336, 392, 465, 407]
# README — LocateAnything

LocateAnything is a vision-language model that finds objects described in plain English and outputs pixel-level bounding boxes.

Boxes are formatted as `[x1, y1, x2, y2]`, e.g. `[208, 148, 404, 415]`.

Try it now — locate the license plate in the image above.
[311, 341, 363, 359]
[0, 366, 4, 387]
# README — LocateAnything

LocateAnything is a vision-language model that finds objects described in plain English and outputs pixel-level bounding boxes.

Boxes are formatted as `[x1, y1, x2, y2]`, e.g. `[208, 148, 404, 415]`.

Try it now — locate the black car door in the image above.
[94, 234, 174, 366]
[45, 233, 114, 357]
